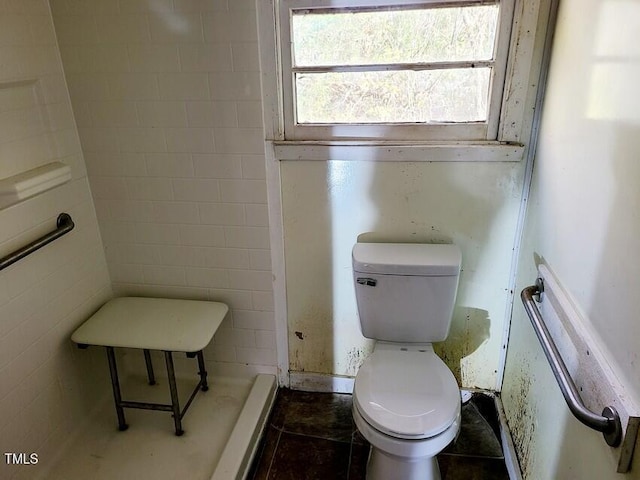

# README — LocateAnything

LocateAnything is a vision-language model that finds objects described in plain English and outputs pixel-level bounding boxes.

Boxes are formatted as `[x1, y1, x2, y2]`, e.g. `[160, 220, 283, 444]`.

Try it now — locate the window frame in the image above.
[278, 0, 516, 142]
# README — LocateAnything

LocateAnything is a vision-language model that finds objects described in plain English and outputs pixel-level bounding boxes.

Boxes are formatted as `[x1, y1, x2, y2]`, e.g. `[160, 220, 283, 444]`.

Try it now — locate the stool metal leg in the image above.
[143, 349, 156, 385]
[196, 350, 209, 391]
[106, 347, 129, 431]
[164, 351, 184, 436]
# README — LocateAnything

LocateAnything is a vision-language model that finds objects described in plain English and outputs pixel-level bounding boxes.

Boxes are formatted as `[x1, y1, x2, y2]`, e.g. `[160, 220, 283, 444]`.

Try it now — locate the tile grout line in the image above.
[346, 430, 360, 480]
[263, 427, 282, 480]
[268, 425, 354, 445]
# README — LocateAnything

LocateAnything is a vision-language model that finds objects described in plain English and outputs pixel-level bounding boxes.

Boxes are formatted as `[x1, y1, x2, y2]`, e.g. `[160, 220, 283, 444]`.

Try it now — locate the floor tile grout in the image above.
[263, 428, 281, 480]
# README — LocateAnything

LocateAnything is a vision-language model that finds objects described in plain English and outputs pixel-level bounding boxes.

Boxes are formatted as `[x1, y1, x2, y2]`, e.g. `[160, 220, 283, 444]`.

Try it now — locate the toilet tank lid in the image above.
[352, 243, 461, 276]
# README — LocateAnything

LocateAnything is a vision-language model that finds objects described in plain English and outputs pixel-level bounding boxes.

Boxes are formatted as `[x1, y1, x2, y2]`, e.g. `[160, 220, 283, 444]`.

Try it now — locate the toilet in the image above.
[351, 242, 462, 480]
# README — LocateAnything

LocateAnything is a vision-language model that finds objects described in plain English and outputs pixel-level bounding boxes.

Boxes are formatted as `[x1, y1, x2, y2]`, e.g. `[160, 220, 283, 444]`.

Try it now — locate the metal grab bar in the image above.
[521, 279, 622, 447]
[0, 213, 74, 271]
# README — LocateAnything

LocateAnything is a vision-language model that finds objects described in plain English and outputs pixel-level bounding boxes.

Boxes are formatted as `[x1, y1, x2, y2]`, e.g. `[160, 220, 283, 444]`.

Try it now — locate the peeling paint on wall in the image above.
[344, 347, 367, 377]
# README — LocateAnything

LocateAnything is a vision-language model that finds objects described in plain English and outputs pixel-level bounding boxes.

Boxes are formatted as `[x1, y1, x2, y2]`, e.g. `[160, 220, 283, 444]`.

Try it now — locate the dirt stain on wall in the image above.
[434, 306, 491, 387]
[289, 304, 335, 373]
[504, 359, 536, 478]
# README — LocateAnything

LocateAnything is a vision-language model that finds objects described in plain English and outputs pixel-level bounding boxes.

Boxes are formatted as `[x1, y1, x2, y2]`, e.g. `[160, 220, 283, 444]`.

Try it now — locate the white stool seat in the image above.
[353, 343, 460, 439]
[71, 297, 227, 352]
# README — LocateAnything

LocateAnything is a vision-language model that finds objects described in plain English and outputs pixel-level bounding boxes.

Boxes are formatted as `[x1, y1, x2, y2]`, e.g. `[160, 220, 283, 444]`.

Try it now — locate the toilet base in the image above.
[366, 448, 441, 480]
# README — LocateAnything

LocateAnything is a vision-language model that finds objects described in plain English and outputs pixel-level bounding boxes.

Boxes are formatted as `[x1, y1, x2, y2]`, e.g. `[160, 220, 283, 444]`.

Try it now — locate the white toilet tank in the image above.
[352, 243, 462, 343]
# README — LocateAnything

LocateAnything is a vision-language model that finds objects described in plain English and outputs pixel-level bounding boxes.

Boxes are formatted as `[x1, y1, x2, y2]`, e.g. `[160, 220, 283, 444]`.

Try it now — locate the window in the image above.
[278, 0, 516, 141]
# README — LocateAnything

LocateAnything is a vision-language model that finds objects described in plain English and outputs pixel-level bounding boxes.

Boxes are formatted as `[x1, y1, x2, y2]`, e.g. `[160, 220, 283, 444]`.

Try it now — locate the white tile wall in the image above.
[0, 1, 112, 478]
[50, 0, 276, 375]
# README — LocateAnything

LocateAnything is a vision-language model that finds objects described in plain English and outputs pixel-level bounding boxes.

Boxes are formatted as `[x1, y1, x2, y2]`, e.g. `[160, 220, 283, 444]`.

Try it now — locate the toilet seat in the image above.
[353, 344, 460, 440]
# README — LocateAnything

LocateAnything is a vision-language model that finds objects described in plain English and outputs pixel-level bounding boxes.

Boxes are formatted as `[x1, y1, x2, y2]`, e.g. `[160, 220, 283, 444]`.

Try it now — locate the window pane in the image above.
[292, 5, 499, 67]
[295, 68, 491, 124]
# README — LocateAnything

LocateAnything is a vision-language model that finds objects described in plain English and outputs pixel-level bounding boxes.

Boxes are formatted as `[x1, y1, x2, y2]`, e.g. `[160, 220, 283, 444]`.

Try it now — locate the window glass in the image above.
[291, 5, 499, 67]
[295, 68, 491, 124]
[290, 3, 499, 126]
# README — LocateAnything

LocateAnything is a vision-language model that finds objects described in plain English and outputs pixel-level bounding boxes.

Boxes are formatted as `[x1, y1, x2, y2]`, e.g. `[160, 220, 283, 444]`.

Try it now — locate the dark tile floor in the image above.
[250, 389, 510, 480]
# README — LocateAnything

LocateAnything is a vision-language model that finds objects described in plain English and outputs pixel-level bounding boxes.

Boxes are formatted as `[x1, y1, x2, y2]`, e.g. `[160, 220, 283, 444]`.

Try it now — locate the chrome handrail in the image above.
[0, 213, 74, 271]
[521, 279, 622, 447]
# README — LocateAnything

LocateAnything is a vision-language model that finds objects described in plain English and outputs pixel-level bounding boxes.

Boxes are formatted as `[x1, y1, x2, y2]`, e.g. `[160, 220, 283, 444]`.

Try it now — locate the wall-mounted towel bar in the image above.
[0, 213, 74, 271]
[521, 279, 622, 447]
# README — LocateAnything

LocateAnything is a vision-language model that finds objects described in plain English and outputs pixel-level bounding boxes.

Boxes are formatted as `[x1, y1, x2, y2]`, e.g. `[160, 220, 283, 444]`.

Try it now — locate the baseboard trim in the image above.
[288, 372, 355, 393]
[211, 374, 278, 480]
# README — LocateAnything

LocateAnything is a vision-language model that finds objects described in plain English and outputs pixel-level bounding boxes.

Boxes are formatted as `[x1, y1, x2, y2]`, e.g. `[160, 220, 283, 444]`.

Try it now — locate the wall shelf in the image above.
[0, 162, 71, 209]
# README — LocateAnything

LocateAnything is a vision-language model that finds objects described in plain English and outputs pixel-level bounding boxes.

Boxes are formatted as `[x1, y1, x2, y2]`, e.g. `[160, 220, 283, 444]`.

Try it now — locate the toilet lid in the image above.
[354, 348, 460, 439]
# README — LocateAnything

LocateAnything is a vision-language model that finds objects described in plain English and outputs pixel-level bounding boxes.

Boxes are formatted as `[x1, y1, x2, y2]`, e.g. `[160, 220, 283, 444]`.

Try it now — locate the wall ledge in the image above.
[0, 162, 71, 210]
[273, 141, 525, 162]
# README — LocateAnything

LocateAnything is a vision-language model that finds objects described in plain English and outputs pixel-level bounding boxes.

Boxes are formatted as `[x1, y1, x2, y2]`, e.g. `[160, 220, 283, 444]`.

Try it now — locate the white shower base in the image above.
[26, 373, 276, 480]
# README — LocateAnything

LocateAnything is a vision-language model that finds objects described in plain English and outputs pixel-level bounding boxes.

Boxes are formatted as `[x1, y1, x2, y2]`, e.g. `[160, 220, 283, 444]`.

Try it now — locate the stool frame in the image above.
[79, 344, 209, 436]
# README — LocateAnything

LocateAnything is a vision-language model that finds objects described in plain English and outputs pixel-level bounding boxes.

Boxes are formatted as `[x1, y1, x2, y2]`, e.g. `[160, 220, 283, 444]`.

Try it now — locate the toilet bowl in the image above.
[352, 343, 461, 480]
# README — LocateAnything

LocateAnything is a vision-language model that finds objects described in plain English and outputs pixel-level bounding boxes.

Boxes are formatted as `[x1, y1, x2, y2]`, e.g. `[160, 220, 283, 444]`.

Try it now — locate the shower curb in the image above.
[211, 374, 278, 480]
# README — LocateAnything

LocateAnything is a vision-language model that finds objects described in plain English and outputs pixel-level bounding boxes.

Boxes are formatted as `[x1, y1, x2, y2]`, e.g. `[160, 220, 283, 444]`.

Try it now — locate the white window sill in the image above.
[272, 141, 525, 162]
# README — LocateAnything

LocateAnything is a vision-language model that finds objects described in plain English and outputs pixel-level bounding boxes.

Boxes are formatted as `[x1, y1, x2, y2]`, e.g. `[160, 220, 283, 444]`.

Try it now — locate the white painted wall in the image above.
[282, 159, 525, 389]
[502, 0, 640, 476]
[0, 1, 112, 478]
[49, 0, 277, 376]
